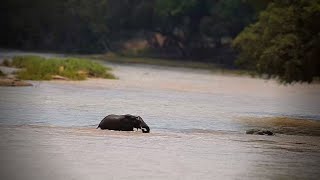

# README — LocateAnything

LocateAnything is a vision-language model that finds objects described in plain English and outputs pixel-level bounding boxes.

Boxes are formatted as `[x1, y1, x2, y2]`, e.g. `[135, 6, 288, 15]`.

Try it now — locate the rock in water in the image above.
[246, 129, 274, 136]
[0, 78, 32, 86]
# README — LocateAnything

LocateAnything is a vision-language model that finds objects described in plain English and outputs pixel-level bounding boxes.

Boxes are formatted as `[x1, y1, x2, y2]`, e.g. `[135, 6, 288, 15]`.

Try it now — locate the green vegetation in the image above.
[233, 0, 320, 83]
[150, 0, 267, 58]
[6, 56, 115, 80]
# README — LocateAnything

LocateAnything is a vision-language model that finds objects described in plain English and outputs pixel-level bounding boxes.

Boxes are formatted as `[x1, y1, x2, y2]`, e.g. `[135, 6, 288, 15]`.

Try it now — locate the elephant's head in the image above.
[126, 115, 150, 133]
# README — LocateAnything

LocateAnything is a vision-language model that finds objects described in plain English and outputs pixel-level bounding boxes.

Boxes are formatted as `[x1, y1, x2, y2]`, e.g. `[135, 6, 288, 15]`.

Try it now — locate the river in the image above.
[0, 50, 320, 179]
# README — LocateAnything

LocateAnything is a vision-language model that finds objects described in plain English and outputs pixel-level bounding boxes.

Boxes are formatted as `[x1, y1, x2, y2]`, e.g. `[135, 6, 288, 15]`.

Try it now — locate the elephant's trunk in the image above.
[141, 125, 150, 133]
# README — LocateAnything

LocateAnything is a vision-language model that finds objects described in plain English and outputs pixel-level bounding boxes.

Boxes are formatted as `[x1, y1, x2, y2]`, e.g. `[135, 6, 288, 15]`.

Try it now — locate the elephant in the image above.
[97, 114, 150, 133]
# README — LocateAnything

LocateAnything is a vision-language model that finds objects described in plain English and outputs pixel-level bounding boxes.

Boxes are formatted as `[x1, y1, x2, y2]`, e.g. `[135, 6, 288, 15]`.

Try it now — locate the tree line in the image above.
[1, 0, 319, 83]
[0, 1, 266, 56]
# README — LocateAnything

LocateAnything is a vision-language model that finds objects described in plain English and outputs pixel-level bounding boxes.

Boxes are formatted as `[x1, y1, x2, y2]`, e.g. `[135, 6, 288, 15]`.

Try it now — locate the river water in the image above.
[0, 50, 320, 179]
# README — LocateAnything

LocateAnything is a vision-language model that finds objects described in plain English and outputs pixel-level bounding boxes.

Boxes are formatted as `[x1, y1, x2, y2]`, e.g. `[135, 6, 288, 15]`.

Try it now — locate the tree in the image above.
[150, 0, 261, 59]
[151, 0, 207, 57]
[233, 0, 320, 83]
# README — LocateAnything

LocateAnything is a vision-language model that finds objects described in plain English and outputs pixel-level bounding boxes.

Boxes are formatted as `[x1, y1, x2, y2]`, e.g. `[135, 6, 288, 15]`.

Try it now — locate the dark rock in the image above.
[246, 129, 274, 136]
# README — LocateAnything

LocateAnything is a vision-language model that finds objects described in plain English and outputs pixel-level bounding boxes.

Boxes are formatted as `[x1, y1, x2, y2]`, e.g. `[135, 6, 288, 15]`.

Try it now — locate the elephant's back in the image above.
[104, 114, 125, 121]
[99, 114, 124, 129]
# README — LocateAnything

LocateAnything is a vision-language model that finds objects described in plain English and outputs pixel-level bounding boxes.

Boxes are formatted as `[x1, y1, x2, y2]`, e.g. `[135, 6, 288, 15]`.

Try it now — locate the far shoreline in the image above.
[0, 49, 319, 86]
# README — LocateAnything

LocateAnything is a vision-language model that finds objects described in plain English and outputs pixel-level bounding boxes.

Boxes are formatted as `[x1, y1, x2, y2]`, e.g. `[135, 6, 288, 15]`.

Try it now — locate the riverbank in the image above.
[83, 53, 254, 77]
[0, 66, 33, 86]
[0, 78, 32, 86]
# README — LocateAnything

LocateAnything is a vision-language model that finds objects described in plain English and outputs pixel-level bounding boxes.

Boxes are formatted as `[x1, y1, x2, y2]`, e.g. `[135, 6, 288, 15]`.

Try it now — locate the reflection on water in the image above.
[0, 51, 320, 179]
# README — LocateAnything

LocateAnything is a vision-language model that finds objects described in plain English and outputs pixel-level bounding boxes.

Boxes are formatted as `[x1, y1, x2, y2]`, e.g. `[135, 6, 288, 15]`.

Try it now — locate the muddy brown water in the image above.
[0, 50, 320, 179]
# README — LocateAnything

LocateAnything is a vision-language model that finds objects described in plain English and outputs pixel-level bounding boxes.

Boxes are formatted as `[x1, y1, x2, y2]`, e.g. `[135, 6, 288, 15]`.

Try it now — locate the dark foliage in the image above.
[0, 0, 265, 58]
[233, 0, 320, 83]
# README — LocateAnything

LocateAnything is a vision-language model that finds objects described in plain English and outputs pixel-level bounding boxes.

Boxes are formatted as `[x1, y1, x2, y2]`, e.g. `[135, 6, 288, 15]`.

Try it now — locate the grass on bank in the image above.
[3, 56, 116, 80]
[87, 53, 255, 76]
